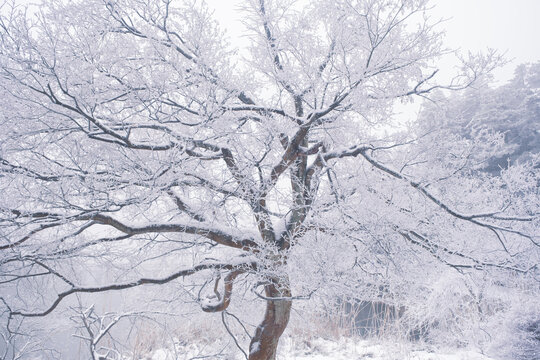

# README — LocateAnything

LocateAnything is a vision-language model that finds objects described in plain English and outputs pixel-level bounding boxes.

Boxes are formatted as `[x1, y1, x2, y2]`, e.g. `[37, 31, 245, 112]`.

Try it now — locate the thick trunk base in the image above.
[248, 280, 292, 360]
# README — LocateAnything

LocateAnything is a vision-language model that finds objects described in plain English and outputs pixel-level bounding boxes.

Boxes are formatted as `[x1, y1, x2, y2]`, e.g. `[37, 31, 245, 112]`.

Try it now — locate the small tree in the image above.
[0, 1, 537, 359]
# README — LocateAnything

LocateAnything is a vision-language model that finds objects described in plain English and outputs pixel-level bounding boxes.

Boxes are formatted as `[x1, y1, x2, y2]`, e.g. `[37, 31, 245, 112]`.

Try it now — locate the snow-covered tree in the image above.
[0, 0, 537, 359]
[417, 62, 540, 175]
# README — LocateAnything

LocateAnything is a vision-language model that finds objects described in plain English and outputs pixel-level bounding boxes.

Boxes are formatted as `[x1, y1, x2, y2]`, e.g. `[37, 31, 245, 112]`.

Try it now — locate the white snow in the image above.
[250, 340, 261, 354]
[150, 349, 169, 360]
[145, 337, 496, 360]
[279, 337, 495, 360]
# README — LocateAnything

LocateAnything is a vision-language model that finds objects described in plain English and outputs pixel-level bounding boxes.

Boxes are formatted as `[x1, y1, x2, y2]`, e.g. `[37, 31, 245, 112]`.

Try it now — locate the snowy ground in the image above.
[148, 337, 496, 360]
[278, 337, 494, 360]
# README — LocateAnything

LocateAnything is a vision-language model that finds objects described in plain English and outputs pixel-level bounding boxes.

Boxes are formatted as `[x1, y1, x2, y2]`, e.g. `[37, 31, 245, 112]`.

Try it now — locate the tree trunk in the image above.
[248, 276, 292, 360]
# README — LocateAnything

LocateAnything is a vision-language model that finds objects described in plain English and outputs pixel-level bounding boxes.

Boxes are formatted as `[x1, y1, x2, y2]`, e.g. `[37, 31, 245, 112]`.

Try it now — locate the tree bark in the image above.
[248, 275, 292, 360]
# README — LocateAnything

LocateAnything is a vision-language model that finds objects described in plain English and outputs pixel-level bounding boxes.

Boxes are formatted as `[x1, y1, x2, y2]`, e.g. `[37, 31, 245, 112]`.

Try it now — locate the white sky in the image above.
[431, 0, 540, 82]
[207, 0, 540, 84]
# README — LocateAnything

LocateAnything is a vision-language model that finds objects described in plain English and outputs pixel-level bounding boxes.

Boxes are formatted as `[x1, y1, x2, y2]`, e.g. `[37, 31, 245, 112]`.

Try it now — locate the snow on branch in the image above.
[6, 260, 257, 318]
[84, 213, 259, 251]
[354, 149, 537, 246]
[201, 270, 244, 313]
